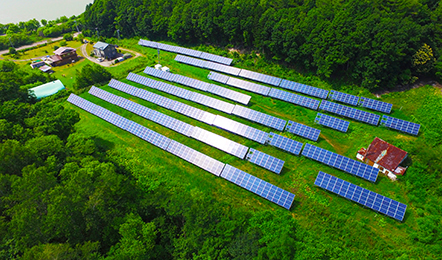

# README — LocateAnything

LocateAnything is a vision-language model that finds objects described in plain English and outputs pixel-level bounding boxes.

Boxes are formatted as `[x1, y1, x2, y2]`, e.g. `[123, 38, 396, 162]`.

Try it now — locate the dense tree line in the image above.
[83, 0, 442, 89]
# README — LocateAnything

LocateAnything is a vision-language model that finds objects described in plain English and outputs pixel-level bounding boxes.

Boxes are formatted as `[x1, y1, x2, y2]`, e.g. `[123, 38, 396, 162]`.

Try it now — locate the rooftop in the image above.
[360, 137, 407, 172]
[93, 41, 111, 50]
[54, 47, 76, 56]
[29, 80, 65, 99]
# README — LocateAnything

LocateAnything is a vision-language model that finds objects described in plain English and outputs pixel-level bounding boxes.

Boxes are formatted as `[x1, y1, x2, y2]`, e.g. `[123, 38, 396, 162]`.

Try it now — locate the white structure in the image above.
[161, 66, 170, 72]
[155, 64, 162, 70]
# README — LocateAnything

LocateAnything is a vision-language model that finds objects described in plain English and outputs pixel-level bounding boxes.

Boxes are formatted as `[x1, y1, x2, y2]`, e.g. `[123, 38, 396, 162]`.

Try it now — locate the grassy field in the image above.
[10, 40, 83, 60]
[59, 39, 440, 255]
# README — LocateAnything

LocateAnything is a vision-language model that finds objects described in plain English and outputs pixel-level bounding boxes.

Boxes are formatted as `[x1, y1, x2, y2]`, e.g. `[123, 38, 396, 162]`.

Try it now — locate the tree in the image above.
[73, 64, 112, 90]
[8, 47, 16, 55]
[41, 19, 47, 26]
[63, 33, 73, 41]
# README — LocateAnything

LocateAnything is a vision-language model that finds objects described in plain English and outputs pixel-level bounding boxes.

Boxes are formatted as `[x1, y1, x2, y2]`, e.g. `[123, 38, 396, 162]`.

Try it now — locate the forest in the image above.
[82, 0, 442, 89]
[1, 0, 442, 259]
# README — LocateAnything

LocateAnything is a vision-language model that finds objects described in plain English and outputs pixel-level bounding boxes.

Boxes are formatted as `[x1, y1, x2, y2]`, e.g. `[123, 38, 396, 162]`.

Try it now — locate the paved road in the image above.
[0, 32, 80, 56]
[80, 43, 143, 67]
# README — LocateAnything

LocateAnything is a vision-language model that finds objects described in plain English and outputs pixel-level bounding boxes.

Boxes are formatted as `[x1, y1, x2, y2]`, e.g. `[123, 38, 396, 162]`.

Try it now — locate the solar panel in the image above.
[285, 121, 320, 142]
[220, 164, 295, 209]
[245, 148, 285, 174]
[190, 127, 249, 159]
[302, 143, 378, 182]
[67, 94, 172, 150]
[328, 90, 360, 106]
[166, 140, 225, 176]
[279, 80, 329, 99]
[212, 115, 269, 144]
[205, 60, 242, 76]
[238, 69, 282, 86]
[148, 110, 195, 137]
[359, 97, 393, 114]
[207, 71, 230, 84]
[206, 84, 251, 105]
[315, 113, 350, 133]
[138, 39, 158, 48]
[109, 78, 175, 109]
[189, 92, 235, 114]
[319, 100, 380, 126]
[232, 105, 286, 131]
[169, 101, 217, 125]
[380, 115, 420, 136]
[225, 75, 271, 96]
[315, 171, 406, 221]
[175, 55, 207, 68]
[268, 88, 320, 110]
[267, 133, 303, 155]
[199, 51, 233, 65]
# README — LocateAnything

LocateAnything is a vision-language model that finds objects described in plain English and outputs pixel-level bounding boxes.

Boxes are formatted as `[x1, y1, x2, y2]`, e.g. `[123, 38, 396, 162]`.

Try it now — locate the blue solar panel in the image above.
[204, 59, 242, 76]
[138, 39, 158, 48]
[232, 105, 286, 131]
[67, 94, 172, 150]
[199, 52, 233, 65]
[207, 71, 230, 84]
[148, 110, 195, 137]
[358, 97, 393, 114]
[268, 88, 320, 110]
[212, 115, 269, 144]
[206, 84, 251, 105]
[285, 121, 320, 142]
[279, 80, 329, 99]
[166, 140, 225, 176]
[189, 92, 235, 114]
[315, 171, 406, 221]
[315, 113, 350, 133]
[168, 101, 217, 125]
[225, 75, 271, 96]
[190, 127, 249, 159]
[139, 39, 205, 58]
[175, 55, 207, 68]
[328, 90, 360, 106]
[302, 143, 378, 182]
[319, 100, 380, 126]
[380, 115, 420, 136]
[245, 148, 285, 174]
[267, 133, 303, 155]
[108, 78, 175, 109]
[220, 164, 295, 209]
[238, 69, 282, 86]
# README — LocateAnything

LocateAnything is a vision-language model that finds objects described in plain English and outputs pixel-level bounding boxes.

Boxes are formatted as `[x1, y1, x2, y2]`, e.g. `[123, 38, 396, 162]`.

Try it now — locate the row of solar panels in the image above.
[105, 78, 379, 183]
[125, 73, 322, 141]
[139, 39, 233, 65]
[68, 93, 295, 209]
[89, 86, 286, 174]
[174, 55, 394, 113]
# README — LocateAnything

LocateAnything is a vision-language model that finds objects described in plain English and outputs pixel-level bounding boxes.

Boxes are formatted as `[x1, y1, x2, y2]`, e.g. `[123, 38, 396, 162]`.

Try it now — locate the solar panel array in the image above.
[319, 100, 380, 126]
[302, 143, 379, 182]
[207, 71, 230, 84]
[127, 73, 236, 114]
[358, 97, 393, 114]
[267, 133, 303, 155]
[328, 90, 360, 106]
[268, 88, 320, 110]
[175, 55, 241, 75]
[232, 105, 286, 131]
[285, 121, 321, 142]
[225, 74, 272, 96]
[144, 67, 251, 105]
[380, 115, 420, 136]
[139, 39, 232, 65]
[239, 69, 282, 86]
[315, 113, 350, 133]
[246, 148, 285, 174]
[221, 164, 295, 209]
[315, 171, 406, 221]
[279, 80, 329, 99]
[212, 115, 270, 144]
[190, 127, 249, 159]
[69, 93, 295, 209]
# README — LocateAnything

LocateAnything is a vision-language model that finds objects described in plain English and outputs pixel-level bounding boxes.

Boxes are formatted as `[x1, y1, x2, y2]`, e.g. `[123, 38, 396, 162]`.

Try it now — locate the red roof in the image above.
[363, 137, 407, 172]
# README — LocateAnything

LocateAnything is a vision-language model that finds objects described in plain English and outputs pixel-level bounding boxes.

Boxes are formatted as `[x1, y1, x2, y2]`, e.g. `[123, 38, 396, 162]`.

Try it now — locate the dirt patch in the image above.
[373, 78, 442, 97]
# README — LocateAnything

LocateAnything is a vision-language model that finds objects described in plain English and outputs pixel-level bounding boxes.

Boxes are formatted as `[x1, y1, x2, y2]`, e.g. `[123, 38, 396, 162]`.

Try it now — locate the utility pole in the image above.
[95, 28, 99, 38]
[157, 47, 160, 65]
[74, 20, 80, 33]
[8, 37, 13, 48]
[117, 29, 120, 40]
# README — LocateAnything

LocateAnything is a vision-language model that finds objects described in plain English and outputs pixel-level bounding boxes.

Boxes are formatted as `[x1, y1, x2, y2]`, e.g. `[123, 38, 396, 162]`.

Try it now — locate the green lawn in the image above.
[55, 39, 442, 256]
[12, 40, 83, 60]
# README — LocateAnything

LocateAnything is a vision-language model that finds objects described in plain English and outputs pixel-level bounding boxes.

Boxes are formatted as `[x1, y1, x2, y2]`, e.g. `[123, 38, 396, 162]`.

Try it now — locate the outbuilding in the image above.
[93, 41, 117, 60]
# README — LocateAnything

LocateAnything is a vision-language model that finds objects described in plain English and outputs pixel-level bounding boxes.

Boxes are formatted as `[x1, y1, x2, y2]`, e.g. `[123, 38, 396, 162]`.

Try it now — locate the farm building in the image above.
[29, 80, 65, 99]
[93, 41, 117, 60]
[357, 137, 408, 177]
[46, 47, 78, 66]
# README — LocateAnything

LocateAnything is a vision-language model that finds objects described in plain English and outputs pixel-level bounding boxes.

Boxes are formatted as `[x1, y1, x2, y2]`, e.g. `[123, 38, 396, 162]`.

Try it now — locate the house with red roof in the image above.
[357, 137, 408, 178]
[46, 47, 78, 66]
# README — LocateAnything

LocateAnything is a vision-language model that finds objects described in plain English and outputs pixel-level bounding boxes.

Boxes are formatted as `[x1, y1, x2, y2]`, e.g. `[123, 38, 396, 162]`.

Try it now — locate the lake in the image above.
[0, 0, 93, 24]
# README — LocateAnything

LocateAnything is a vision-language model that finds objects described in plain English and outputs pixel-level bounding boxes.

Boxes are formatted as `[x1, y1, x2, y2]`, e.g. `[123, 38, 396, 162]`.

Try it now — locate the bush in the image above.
[9, 47, 17, 55]
[54, 46, 59, 50]
[63, 33, 73, 41]
[60, 41, 67, 47]
[73, 64, 112, 90]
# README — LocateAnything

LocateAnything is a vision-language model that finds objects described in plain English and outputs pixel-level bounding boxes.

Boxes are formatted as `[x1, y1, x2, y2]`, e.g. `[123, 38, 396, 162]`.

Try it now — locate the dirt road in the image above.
[80, 43, 143, 67]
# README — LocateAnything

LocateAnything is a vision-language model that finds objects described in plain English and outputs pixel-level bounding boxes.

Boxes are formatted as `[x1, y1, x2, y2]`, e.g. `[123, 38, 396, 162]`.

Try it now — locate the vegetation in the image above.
[73, 63, 112, 90]
[83, 0, 442, 89]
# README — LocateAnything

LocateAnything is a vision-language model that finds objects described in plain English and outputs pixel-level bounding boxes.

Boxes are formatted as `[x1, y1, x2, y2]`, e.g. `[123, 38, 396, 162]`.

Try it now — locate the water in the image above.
[0, 0, 93, 24]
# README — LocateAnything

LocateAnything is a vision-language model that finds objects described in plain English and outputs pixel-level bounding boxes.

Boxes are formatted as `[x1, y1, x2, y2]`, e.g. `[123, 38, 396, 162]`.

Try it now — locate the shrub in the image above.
[9, 47, 17, 55]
